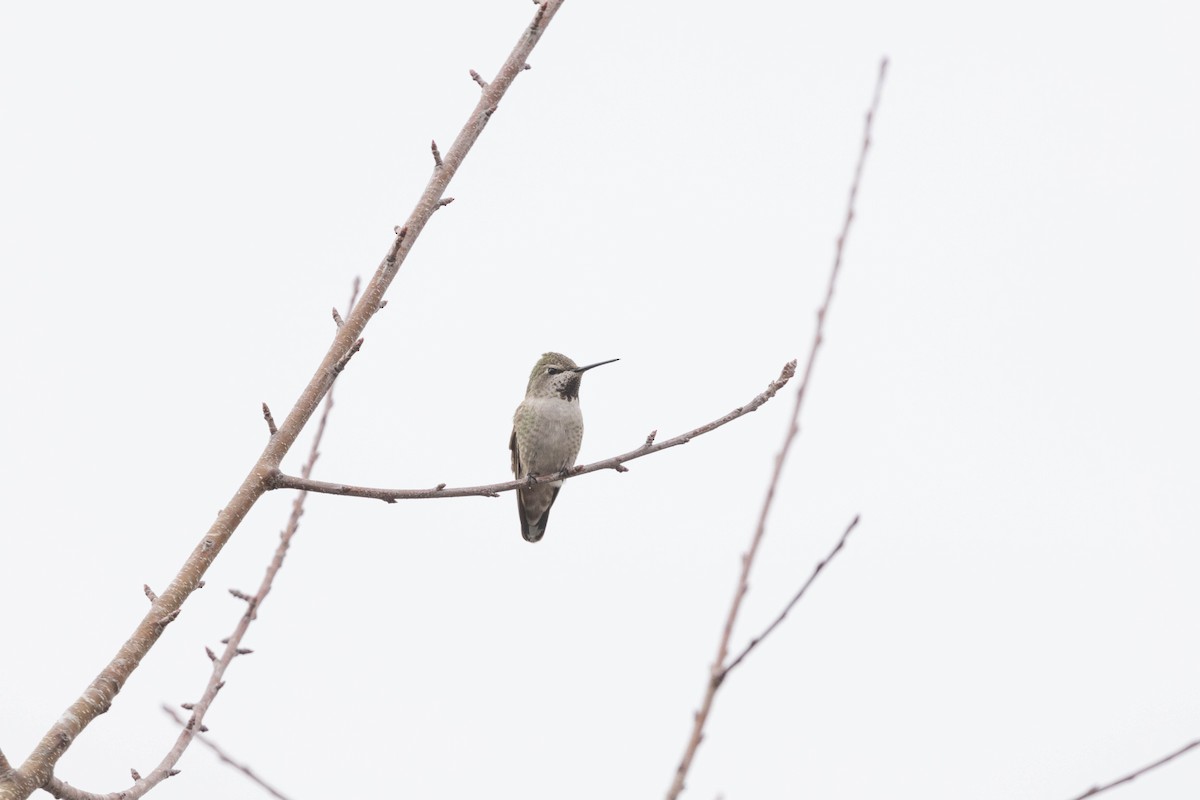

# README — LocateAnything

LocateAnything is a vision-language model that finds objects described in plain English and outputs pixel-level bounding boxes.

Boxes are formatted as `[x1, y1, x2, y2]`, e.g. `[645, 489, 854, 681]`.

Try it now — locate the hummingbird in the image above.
[510, 352, 618, 543]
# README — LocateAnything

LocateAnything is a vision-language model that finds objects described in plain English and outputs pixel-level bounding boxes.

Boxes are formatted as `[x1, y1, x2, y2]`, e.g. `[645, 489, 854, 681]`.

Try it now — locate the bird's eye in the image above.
[546, 367, 562, 375]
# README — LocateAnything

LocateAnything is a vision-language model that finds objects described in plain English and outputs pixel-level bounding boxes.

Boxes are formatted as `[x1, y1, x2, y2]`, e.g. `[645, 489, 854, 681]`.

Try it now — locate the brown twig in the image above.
[665, 57, 888, 800]
[160, 707, 293, 800]
[268, 361, 796, 502]
[430, 139, 443, 168]
[43, 281, 360, 800]
[469, 69, 487, 89]
[1067, 738, 1200, 800]
[262, 403, 278, 436]
[385, 225, 408, 265]
[332, 338, 363, 377]
[721, 515, 859, 678]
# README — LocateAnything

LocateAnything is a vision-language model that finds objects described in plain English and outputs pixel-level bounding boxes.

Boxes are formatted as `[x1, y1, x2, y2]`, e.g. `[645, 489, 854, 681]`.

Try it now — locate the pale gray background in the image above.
[2, 1, 1198, 798]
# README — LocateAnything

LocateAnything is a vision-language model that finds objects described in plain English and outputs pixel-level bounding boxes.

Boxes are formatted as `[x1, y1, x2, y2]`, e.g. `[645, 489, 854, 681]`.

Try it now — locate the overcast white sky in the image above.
[2, 2, 1198, 798]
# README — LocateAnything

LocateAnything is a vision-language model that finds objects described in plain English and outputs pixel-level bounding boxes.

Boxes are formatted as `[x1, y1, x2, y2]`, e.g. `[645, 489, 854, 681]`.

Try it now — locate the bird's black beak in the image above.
[573, 358, 619, 373]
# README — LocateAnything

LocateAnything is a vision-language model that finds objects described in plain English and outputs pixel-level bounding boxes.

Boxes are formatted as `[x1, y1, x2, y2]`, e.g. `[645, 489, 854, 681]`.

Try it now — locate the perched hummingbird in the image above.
[510, 352, 618, 543]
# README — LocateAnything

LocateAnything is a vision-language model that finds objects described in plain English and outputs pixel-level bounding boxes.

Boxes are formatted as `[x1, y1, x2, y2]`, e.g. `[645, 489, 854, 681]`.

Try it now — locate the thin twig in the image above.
[1067, 738, 1200, 800]
[430, 139, 443, 168]
[665, 57, 888, 800]
[469, 70, 487, 89]
[721, 515, 859, 678]
[262, 403, 278, 436]
[161, 706, 294, 800]
[332, 338, 364, 377]
[269, 361, 796, 502]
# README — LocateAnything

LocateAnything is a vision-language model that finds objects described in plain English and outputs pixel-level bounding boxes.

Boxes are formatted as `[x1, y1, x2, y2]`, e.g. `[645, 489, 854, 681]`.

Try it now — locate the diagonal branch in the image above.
[1067, 738, 1200, 800]
[0, 5, 570, 799]
[268, 361, 796, 502]
[44, 281, 358, 800]
[665, 57, 888, 800]
[160, 706, 293, 800]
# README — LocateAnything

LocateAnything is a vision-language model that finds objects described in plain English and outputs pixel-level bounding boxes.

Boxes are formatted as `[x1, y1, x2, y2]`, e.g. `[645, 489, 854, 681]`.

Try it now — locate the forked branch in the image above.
[0, 4, 569, 799]
[665, 57, 889, 800]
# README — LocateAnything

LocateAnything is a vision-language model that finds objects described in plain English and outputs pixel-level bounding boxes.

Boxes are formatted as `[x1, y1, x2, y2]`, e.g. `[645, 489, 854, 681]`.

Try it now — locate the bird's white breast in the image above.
[515, 396, 584, 478]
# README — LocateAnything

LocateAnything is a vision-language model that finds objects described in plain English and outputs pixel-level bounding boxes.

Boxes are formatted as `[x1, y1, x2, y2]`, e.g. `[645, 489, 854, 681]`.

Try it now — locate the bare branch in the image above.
[142, 585, 157, 603]
[1067, 738, 1200, 800]
[161, 706, 293, 800]
[268, 360, 796, 502]
[721, 515, 860, 678]
[666, 57, 888, 800]
[41, 281, 361, 800]
[430, 139, 443, 168]
[469, 69, 488, 89]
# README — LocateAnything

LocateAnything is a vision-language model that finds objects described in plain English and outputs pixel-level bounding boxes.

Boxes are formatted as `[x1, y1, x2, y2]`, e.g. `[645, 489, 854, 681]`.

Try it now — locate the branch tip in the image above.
[262, 403, 278, 436]
[143, 584, 157, 603]
[469, 69, 488, 89]
[204, 646, 217, 662]
[331, 307, 344, 328]
[437, 197, 455, 208]
[430, 139, 443, 168]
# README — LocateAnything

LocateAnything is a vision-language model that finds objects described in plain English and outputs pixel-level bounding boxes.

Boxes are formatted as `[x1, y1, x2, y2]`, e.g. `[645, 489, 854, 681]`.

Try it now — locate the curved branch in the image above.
[268, 361, 797, 502]
[0, 5, 569, 799]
